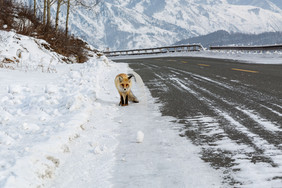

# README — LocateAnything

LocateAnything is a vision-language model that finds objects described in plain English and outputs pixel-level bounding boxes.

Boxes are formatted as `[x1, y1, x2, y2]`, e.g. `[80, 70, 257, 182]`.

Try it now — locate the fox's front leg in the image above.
[124, 94, 128, 106]
[119, 94, 128, 106]
[119, 95, 124, 106]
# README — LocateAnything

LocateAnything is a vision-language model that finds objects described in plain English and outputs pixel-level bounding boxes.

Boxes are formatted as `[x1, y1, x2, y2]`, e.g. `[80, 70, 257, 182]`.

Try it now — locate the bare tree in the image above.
[55, 0, 64, 31]
[46, 0, 51, 27]
[43, 0, 47, 24]
[46, 0, 56, 28]
[27, 0, 100, 35]
[34, 0, 36, 16]
[65, 0, 70, 36]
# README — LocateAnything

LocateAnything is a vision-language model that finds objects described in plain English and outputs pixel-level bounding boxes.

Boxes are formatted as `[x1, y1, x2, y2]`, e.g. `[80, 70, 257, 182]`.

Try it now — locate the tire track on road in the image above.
[165, 68, 282, 186]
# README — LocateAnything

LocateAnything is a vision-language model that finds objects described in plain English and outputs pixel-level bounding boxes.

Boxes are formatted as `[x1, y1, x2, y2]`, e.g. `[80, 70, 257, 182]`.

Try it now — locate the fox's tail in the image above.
[127, 73, 136, 81]
[128, 72, 147, 105]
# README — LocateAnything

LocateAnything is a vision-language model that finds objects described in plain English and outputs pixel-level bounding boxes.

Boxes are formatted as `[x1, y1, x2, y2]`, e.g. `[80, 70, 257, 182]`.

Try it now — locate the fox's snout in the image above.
[120, 87, 128, 92]
[119, 83, 130, 92]
[120, 87, 127, 92]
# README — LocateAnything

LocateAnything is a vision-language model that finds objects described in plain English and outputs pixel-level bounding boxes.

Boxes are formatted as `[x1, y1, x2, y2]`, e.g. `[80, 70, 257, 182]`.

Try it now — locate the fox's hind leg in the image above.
[129, 91, 139, 103]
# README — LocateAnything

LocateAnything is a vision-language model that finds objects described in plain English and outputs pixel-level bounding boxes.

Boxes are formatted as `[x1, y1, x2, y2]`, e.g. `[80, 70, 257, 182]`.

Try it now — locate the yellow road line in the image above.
[198, 64, 210, 67]
[232, 68, 259, 73]
[181, 61, 188, 63]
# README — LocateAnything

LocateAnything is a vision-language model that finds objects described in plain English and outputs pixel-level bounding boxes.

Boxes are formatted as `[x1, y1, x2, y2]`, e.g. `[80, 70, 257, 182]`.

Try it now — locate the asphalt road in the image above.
[115, 56, 282, 186]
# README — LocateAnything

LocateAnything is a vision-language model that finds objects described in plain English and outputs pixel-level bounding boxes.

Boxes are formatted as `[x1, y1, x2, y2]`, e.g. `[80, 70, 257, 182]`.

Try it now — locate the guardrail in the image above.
[103, 44, 282, 57]
[209, 44, 282, 51]
[103, 44, 203, 57]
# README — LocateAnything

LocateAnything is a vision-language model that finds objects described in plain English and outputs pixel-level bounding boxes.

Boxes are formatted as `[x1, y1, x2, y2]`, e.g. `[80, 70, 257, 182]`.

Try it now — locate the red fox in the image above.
[115, 73, 139, 106]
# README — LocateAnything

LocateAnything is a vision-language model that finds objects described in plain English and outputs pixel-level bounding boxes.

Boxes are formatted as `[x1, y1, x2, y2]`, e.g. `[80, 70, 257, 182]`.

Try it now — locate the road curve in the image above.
[115, 57, 282, 187]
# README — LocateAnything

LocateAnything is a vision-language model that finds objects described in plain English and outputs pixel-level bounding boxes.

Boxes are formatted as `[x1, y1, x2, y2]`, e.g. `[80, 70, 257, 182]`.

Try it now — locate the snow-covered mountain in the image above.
[19, 0, 282, 50]
[175, 30, 282, 47]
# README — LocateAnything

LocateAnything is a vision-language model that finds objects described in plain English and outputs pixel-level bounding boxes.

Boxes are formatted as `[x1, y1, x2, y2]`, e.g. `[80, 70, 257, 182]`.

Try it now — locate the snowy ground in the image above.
[0, 30, 225, 187]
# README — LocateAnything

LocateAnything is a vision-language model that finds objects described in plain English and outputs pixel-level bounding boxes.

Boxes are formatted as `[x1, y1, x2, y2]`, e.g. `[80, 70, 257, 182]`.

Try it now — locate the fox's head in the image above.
[117, 74, 133, 93]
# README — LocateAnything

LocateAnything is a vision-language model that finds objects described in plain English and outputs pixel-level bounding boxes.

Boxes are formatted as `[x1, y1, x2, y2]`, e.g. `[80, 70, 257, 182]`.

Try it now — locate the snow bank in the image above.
[0, 30, 114, 187]
[0, 30, 62, 72]
[0, 58, 107, 187]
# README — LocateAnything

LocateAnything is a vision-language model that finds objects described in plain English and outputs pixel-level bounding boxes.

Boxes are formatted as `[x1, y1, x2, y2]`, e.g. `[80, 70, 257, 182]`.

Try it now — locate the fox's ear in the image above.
[119, 76, 123, 82]
[127, 74, 134, 80]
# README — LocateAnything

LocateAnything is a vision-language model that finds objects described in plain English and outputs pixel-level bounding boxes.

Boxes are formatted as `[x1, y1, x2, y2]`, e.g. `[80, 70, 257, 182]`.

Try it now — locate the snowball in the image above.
[136, 131, 144, 143]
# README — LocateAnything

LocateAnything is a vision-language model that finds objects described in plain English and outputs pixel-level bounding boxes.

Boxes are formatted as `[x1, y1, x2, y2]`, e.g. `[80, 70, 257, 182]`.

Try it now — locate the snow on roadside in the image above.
[0, 58, 108, 186]
[0, 30, 113, 187]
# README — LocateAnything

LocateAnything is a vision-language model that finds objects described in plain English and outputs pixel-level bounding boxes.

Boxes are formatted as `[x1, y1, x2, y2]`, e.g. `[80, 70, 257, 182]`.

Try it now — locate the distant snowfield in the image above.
[110, 50, 282, 65]
[0, 30, 224, 187]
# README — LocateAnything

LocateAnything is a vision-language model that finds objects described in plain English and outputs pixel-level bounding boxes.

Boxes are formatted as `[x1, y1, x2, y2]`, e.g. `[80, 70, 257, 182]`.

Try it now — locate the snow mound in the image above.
[0, 30, 61, 72]
[0, 30, 117, 187]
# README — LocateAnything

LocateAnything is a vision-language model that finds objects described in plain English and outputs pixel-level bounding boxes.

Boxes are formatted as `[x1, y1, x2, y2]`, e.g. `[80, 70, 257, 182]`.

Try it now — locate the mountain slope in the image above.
[175, 30, 282, 47]
[18, 0, 282, 50]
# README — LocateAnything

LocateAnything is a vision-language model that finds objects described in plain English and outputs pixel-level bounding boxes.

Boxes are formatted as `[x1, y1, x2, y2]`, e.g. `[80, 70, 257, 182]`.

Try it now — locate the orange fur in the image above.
[115, 73, 139, 106]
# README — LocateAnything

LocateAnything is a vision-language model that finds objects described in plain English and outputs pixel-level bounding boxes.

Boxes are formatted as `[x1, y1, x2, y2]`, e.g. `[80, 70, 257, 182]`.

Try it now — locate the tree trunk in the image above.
[55, 0, 62, 31]
[43, 0, 47, 24]
[46, 0, 51, 28]
[34, 0, 36, 16]
[65, 0, 70, 37]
